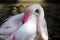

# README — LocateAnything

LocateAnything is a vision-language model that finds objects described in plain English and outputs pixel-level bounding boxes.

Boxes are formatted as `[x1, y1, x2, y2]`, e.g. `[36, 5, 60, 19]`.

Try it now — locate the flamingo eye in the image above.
[35, 9, 39, 14]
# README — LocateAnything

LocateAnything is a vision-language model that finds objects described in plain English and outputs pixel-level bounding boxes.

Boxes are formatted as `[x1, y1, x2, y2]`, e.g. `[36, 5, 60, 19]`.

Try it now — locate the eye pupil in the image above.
[35, 9, 39, 13]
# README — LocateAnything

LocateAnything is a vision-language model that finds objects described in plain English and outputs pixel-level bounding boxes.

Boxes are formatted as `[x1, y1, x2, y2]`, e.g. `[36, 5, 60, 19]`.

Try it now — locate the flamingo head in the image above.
[22, 4, 44, 24]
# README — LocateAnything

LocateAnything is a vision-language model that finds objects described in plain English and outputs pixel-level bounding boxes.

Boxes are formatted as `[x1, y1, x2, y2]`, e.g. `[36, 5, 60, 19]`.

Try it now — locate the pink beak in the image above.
[22, 11, 29, 24]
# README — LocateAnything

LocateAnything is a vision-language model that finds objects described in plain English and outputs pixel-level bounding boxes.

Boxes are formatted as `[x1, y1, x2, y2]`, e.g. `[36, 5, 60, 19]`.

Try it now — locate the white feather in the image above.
[0, 13, 24, 39]
[5, 14, 37, 40]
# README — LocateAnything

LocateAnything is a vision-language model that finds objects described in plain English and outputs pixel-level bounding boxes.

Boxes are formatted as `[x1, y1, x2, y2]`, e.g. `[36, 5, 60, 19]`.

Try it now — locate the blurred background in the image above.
[0, 0, 60, 40]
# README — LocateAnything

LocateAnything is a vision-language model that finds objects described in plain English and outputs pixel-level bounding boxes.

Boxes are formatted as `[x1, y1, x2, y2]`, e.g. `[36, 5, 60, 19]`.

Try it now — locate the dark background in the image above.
[44, 1, 60, 40]
[0, 0, 18, 3]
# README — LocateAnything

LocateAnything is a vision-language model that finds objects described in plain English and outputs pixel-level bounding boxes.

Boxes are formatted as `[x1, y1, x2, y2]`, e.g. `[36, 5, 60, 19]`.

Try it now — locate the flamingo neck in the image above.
[22, 13, 29, 24]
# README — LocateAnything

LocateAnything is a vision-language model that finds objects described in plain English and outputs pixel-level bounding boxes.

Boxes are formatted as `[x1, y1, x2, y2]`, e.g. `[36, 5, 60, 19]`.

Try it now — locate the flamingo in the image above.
[0, 4, 48, 40]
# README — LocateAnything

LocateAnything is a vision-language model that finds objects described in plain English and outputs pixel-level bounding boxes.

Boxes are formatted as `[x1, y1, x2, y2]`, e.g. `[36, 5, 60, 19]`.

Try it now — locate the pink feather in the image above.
[11, 35, 16, 40]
